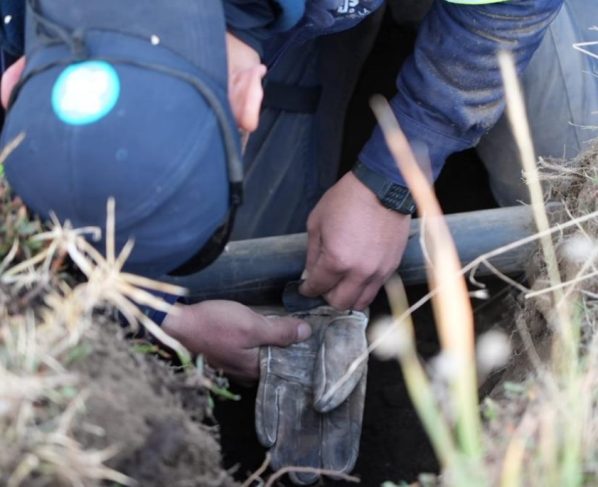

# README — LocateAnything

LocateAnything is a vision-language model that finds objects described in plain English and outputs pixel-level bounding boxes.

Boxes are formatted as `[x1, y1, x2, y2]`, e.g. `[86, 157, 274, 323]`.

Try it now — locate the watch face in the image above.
[382, 185, 416, 214]
[353, 161, 416, 214]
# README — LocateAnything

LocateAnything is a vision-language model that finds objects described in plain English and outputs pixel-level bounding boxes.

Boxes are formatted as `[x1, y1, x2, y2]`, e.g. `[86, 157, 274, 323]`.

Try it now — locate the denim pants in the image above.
[232, 0, 598, 240]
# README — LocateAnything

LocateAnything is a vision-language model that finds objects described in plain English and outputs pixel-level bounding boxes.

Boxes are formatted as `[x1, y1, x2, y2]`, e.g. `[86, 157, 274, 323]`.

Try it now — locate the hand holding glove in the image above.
[299, 171, 411, 311]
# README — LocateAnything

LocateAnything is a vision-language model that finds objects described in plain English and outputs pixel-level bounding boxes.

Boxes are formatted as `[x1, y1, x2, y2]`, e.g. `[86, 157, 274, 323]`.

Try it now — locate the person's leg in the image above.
[477, 0, 598, 206]
[231, 8, 385, 240]
[231, 38, 322, 240]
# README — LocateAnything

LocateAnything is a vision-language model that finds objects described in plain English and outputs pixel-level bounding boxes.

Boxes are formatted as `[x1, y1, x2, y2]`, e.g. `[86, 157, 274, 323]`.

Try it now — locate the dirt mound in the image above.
[479, 143, 598, 484]
[0, 182, 237, 486]
[529, 143, 597, 338]
[69, 320, 237, 487]
[488, 144, 598, 381]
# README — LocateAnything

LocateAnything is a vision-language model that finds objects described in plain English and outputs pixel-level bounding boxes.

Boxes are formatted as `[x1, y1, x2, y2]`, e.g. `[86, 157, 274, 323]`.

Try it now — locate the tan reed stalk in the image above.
[498, 51, 583, 487]
[498, 51, 578, 375]
[371, 96, 482, 462]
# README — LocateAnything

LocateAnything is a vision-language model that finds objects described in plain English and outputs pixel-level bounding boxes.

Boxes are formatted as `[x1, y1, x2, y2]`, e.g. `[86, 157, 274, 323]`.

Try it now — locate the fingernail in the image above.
[300, 269, 309, 280]
[297, 323, 312, 341]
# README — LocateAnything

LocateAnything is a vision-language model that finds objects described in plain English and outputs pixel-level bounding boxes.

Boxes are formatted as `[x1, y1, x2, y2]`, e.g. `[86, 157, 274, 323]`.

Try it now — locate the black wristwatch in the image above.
[352, 161, 416, 215]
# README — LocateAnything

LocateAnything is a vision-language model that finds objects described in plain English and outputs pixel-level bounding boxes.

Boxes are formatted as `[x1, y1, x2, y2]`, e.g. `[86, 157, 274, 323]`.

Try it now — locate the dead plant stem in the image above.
[371, 96, 482, 459]
[499, 51, 578, 376]
[264, 468, 359, 487]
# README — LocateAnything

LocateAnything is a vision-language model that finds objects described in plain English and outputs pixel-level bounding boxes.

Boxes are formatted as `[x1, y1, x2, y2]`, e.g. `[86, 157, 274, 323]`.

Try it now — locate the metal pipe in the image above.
[165, 205, 539, 303]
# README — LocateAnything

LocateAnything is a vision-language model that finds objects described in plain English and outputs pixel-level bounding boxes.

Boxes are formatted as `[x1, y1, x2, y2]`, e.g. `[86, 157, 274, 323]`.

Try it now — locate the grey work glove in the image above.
[255, 305, 368, 485]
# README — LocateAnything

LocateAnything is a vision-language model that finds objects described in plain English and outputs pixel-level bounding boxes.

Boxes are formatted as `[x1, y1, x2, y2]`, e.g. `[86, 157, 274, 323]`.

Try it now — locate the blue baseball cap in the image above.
[1, 0, 242, 277]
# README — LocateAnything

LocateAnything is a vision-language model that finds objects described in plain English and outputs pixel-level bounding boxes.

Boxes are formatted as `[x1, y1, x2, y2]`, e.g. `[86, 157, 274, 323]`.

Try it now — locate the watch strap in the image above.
[352, 161, 416, 215]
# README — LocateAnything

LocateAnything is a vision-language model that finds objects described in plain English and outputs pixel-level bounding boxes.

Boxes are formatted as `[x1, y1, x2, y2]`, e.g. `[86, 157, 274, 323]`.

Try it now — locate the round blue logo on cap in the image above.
[52, 61, 121, 125]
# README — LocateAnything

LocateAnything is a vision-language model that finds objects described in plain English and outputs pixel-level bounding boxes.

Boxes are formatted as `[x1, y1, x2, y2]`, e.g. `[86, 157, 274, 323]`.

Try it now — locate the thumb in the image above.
[254, 315, 312, 348]
[304, 218, 322, 273]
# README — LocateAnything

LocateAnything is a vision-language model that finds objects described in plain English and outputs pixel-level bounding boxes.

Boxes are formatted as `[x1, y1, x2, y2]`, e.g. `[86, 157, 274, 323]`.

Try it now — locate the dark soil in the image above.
[215, 290, 440, 487]
[215, 279, 518, 487]
[70, 320, 237, 487]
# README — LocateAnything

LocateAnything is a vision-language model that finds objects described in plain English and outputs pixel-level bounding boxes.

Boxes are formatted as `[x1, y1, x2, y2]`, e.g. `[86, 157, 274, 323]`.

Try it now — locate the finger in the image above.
[250, 315, 312, 348]
[353, 279, 385, 311]
[221, 349, 260, 382]
[304, 221, 322, 275]
[323, 274, 371, 310]
[299, 253, 344, 298]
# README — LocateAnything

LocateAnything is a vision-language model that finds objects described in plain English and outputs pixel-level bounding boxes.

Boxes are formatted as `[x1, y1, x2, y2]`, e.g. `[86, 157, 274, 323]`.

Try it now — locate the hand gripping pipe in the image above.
[165, 205, 543, 303]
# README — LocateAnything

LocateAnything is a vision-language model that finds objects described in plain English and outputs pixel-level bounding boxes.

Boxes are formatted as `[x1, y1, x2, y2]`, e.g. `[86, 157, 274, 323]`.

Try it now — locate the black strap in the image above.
[262, 81, 321, 114]
[282, 280, 327, 312]
[352, 161, 416, 215]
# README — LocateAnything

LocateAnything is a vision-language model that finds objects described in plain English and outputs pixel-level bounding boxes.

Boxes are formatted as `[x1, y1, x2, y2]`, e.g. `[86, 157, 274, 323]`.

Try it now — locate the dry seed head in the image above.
[476, 330, 511, 374]
[428, 351, 463, 383]
[0, 399, 10, 416]
[369, 316, 410, 360]
[470, 289, 490, 300]
[561, 233, 597, 265]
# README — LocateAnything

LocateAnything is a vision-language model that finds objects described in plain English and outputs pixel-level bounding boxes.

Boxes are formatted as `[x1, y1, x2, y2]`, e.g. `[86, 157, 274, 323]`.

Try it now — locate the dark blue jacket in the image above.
[2, 0, 564, 187]
[226, 0, 564, 187]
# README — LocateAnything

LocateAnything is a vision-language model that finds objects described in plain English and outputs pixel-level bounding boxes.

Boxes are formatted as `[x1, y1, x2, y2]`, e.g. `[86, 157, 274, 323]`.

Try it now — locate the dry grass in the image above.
[0, 158, 192, 485]
[364, 51, 598, 487]
[1, 45, 596, 486]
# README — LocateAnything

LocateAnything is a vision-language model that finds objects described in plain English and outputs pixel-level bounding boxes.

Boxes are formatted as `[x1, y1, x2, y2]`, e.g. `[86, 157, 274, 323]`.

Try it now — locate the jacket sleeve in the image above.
[0, 0, 25, 58]
[1, 1, 301, 60]
[359, 0, 564, 186]
[223, 0, 306, 56]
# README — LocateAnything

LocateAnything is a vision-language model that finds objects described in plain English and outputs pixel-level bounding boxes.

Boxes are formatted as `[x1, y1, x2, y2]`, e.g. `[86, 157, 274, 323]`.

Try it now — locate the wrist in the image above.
[163, 304, 199, 342]
[351, 161, 416, 215]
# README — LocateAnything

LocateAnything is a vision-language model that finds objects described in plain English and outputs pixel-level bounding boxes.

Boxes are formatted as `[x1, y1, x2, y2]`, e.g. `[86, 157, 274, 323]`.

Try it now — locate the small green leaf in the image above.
[210, 385, 241, 402]
[481, 397, 499, 422]
[17, 222, 41, 236]
[60, 386, 79, 399]
[65, 343, 92, 365]
[503, 381, 526, 396]
[132, 343, 159, 355]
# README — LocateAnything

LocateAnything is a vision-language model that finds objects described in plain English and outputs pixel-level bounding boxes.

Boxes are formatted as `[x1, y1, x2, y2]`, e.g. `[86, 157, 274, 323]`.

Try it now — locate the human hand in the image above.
[162, 300, 311, 382]
[300, 171, 411, 310]
[225, 33, 266, 134]
[1, 56, 25, 109]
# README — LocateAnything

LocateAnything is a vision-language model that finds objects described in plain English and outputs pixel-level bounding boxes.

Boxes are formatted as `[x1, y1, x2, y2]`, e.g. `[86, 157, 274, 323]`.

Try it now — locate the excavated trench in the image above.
[214, 10, 512, 486]
[0, 8, 519, 486]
